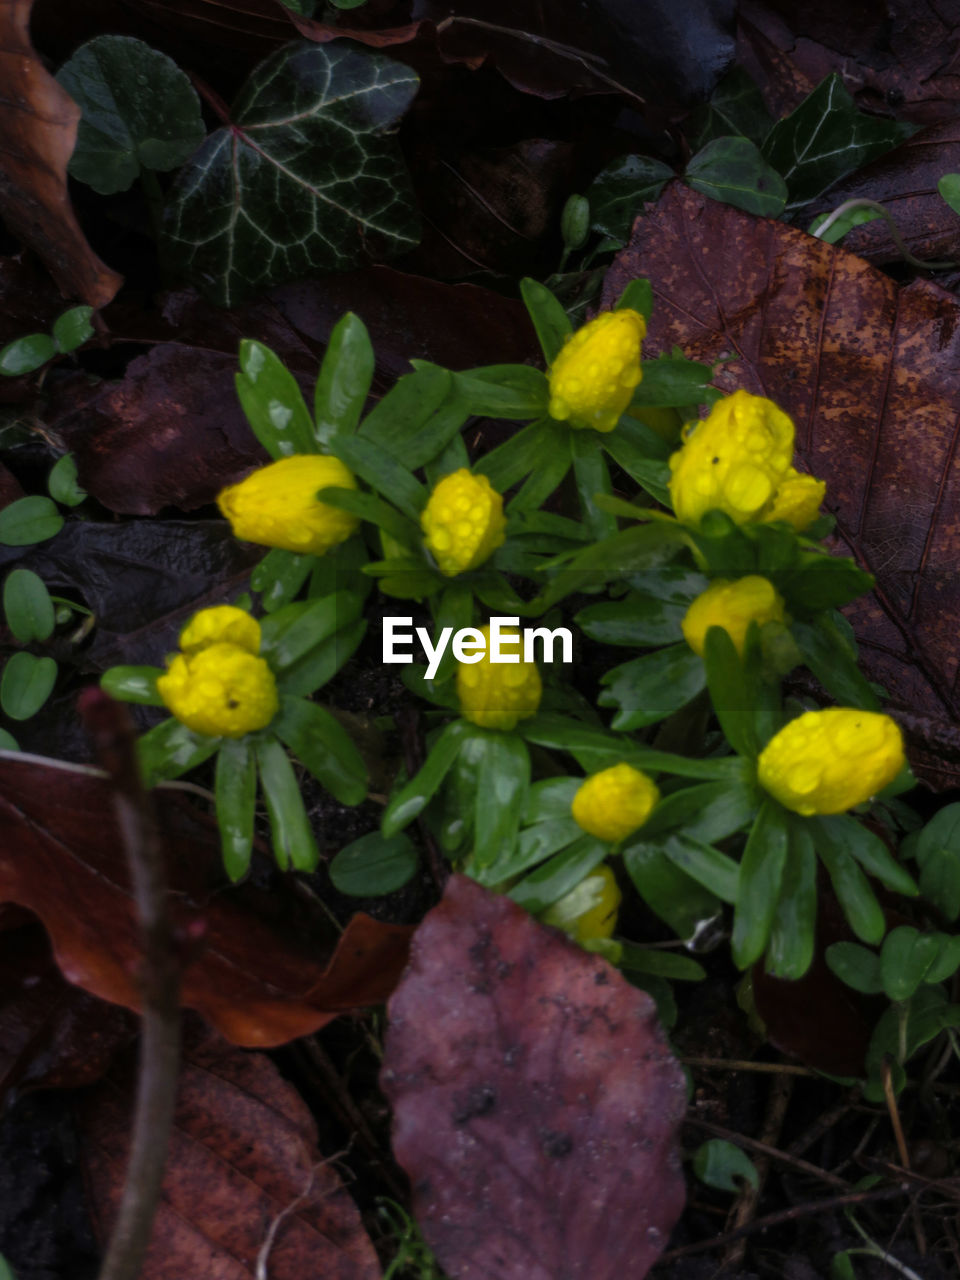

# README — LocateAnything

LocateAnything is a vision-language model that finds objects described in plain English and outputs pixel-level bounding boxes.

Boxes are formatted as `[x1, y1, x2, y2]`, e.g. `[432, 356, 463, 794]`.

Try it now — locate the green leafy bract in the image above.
[57, 36, 205, 195]
[163, 42, 420, 306]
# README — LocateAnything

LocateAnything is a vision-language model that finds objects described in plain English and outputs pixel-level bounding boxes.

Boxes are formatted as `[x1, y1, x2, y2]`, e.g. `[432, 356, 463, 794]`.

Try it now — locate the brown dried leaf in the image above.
[0, 0, 122, 306]
[78, 1016, 380, 1278]
[601, 182, 960, 786]
[0, 754, 412, 1047]
[381, 875, 686, 1280]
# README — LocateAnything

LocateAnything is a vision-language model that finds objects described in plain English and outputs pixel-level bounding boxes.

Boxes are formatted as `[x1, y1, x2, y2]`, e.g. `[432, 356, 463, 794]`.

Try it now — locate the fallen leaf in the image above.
[0, 921, 134, 1106]
[601, 182, 960, 787]
[381, 874, 686, 1280]
[0, 754, 412, 1047]
[78, 1016, 380, 1278]
[0, 0, 122, 306]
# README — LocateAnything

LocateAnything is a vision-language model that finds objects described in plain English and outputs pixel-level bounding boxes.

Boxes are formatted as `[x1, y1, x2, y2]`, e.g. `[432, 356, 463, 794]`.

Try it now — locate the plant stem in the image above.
[80, 689, 182, 1280]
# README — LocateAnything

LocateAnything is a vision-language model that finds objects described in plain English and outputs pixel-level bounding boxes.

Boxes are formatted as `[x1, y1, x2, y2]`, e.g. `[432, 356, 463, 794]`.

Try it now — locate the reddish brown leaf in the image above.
[0, 922, 134, 1105]
[601, 182, 960, 786]
[78, 1016, 379, 1278]
[0, 755, 412, 1046]
[381, 875, 686, 1280]
[0, 0, 122, 306]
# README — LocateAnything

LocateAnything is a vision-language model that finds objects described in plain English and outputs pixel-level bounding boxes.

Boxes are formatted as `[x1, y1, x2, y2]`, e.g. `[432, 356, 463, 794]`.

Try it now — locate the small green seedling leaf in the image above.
[51, 306, 95, 353]
[47, 454, 87, 507]
[1, 652, 57, 720]
[808, 203, 884, 244]
[937, 173, 960, 216]
[99, 666, 165, 705]
[56, 35, 206, 194]
[3, 569, 55, 642]
[685, 136, 787, 218]
[693, 1139, 759, 1192]
[825, 941, 884, 995]
[0, 729, 19, 751]
[0, 334, 56, 376]
[0, 497, 64, 546]
[330, 831, 419, 896]
[880, 926, 943, 1001]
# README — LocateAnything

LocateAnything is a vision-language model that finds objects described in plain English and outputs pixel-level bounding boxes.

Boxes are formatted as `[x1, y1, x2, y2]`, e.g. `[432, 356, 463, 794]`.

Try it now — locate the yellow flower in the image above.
[682, 576, 787, 657]
[765, 467, 826, 531]
[668, 390, 796, 525]
[456, 624, 542, 730]
[757, 708, 905, 816]
[421, 469, 507, 575]
[179, 605, 261, 656]
[542, 864, 622, 943]
[547, 309, 646, 432]
[217, 455, 359, 555]
[571, 763, 660, 843]
[157, 642, 278, 738]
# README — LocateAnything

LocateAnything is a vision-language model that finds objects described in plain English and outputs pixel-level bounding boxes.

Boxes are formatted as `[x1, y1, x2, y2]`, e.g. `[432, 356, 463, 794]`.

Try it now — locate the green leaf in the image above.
[791, 618, 880, 711]
[47, 453, 87, 507]
[260, 592, 364, 671]
[880, 926, 943, 1001]
[272, 696, 367, 805]
[660, 833, 740, 903]
[3, 569, 54, 642]
[313, 311, 374, 444]
[703, 625, 757, 759]
[616, 944, 705, 981]
[137, 717, 220, 787]
[216, 738, 257, 881]
[761, 73, 915, 209]
[57, 36, 205, 195]
[163, 43, 420, 307]
[0, 334, 56, 376]
[453, 365, 549, 420]
[586, 155, 674, 245]
[519, 277, 572, 363]
[825, 941, 884, 994]
[776, 552, 873, 613]
[235, 340, 316, 459]
[766, 817, 817, 980]
[0, 496, 64, 546]
[359, 364, 469, 471]
[623, 838, 722, 941]
[0, 1255, 16, 1280]
[599, 643, 706, 730]
[813, 815, 918, 898]
[474, 815, 583, 887]
[907, 803, 960, 920]
[571, 432, 616, 539]
[808, 203, 884, 244]
[100, 665, 165, 706]
[52, 306, 95, 353]
[642, 779, 757, 845]
[866, 985, 960, 1088]
[924, 934, 960, 985]
[615, 279, 654, 323]
[275, 618, 366, 696]
[474, 419, 549, 492]
[508, 834, 607, 914]
[576, 591, 687, 648]
[472, 732, 530, 871]
[688, 67, 774, 149]
[732, 799, 789, 969]
[330, 831, 419, 895]
[0, 729, 19, 751]
[506, 427, 572, 512]
[382, 719, 472, 835]
[327, 434, 425, 522]
[251, 548, 313, 613]
[693, 1139, 759, 1193]
[816, 821, 886, 945]
[685, 136, 787, 217]
[256, 737, 318, 871]
[628, 354, 716, 409]
[937, 173, 960, 216]
[319, 486, 421, 549]
[524, 777, 581, 825]
[0, 653, 57, 720]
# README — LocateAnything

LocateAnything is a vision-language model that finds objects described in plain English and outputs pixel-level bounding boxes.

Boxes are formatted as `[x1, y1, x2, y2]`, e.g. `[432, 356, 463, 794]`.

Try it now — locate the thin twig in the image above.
[811, 197, 955, 270]
[723, 1073, 792, 1266]
[255, 1145, 353, 1280]
[81, 690, 182, 1280]
[682, 1056, 818, 1078]
[686, 1114, 851, 1190]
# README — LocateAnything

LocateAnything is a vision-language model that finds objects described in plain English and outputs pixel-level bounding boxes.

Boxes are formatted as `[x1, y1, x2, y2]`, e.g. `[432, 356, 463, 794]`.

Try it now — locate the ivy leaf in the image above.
[685, 136, 787, 218]
[163, 42, 421, 307]
[586, 155, 675, 246]
[761, 73, 915, 209]
[56, 36, 206, 196]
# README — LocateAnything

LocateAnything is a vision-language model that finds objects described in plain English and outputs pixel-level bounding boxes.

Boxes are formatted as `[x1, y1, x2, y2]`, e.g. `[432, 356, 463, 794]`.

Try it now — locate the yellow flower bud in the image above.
[542, 864, 622, 943]
[757, 708, 905, 816]
[547, 309, 646, 433]
[571, 762, 660, 843]
[179, 605, 261, 656]
[765, 467, 826, 531]
[217, 455, 359, 555]
[668, 390, 795, 525]
[157, 642, 278, 738]
[420, 468, 507, 575]
[456, 624, 542, 730]
[682, 576, 787, 658]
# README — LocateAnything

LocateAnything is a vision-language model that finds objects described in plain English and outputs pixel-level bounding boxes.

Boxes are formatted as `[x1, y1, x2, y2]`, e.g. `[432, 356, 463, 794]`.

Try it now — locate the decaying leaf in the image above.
[0, 754, 412, 1047]
[0, 0, 122, 306]
[382, 875, 686, 1280]
[78, 1017, 380, 1278]
[601, 182, 960, 787]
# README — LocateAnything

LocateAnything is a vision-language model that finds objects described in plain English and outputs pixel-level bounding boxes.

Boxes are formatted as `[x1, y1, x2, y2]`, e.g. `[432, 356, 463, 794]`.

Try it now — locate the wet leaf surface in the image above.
[602, 182, 960, 787]
[77, 1016, 380, 1278]
[381, 874, 686, 1280]
[0, 755, 412, 1046]
[0, 0, 123, 306]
